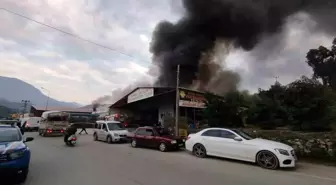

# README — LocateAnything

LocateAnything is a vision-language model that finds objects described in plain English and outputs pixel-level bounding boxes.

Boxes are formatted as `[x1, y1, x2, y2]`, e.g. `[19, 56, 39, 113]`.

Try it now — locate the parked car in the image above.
[93, 120, 129, 143]
[185, 128, 297, 169]
[125, 124, 139, 141]
[0, 124, 34, 183]
[130, 126, 185, 152]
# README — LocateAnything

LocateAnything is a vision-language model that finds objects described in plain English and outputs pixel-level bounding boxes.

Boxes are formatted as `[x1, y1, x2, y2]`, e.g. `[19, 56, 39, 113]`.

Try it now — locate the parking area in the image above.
[21, 130, 336, 185]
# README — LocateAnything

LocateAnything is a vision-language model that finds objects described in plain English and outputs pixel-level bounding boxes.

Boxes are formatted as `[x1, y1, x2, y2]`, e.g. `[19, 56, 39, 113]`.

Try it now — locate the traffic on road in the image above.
[1, 121, 336, 185]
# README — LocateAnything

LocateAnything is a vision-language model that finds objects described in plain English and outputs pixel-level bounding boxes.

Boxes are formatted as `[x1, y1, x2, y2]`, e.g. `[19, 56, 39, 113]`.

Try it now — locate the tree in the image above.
[306, 38, 336, 90]
[284, 76, 336, 131]
[247, 82, 289, 129]
[203, 91, 248, 128]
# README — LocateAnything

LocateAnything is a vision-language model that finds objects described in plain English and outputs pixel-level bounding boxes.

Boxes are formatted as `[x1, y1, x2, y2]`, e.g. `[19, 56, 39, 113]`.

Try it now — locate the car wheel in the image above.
[256, 150, 279, 170]
[93, 133, 98, 141]
[192, 143, 207, 158]
[16, 167, 28, 183]
[131, 139, 137, 148]
[107, 136, 113, 144]
[159, 143, 167, 152]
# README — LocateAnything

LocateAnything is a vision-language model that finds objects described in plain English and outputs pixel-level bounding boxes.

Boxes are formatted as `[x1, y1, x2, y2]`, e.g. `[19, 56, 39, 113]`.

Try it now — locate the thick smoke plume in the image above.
[150, 0, 336, 94]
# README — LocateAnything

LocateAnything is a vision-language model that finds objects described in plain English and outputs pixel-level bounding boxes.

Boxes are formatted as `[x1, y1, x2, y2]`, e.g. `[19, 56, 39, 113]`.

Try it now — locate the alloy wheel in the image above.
[256, 151, 279, 170]
[159, 143, 166, 152]
[193, 144, 206, 158]
[107, 136, 113, 144]
[131, 140, 137, 147]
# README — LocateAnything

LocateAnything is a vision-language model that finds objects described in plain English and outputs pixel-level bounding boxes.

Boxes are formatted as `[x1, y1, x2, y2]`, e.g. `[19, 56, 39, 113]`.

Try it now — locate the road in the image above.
[21, 130, 336, 185]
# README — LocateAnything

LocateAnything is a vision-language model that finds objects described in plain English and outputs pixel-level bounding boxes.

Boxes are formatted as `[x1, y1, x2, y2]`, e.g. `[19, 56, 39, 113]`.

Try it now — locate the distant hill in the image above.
[0, 76, 82, 109]
[0, 105, 14, 118]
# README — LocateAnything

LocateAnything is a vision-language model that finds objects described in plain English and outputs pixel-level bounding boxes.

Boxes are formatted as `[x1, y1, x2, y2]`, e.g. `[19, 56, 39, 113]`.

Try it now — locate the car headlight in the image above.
[171, 140, 177, 144]
[275, 149, 289, 156]
[9, 149, 26, 160]
[114, 133, 119, 137]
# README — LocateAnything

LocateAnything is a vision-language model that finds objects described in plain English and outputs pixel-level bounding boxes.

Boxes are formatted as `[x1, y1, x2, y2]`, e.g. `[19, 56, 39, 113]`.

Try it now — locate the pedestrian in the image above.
[79, 126, 88, 134]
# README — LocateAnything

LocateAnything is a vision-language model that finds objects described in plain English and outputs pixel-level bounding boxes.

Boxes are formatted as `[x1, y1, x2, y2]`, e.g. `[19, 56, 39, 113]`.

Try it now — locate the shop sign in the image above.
[178, 89, 206, 108]
[127, 88, 154, 103]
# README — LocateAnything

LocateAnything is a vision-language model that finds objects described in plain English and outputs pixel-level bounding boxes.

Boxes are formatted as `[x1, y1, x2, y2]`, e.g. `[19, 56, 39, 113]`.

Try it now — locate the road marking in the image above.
[292, 172, 336, 182]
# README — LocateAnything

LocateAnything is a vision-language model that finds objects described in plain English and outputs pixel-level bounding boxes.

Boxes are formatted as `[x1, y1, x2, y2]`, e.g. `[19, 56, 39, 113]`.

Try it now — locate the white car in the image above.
[93, 120, 129, 143]
[185, 128, 297, 169]
[21, 117, 41, 131]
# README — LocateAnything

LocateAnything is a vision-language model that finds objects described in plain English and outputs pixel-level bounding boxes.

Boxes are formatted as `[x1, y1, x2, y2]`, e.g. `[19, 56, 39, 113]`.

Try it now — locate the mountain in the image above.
[0, 76, 81, 109]
[0, 105, 14, 118]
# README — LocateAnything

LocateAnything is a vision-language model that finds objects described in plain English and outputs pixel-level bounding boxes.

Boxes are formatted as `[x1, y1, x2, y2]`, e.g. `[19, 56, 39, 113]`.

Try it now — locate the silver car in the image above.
[93, 121, 129, 143]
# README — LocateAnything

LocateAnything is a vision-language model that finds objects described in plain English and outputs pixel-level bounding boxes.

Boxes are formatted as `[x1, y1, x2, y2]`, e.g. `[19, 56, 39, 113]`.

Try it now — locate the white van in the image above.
[21, 117, 41, 131]
[93, 120, 129, 143]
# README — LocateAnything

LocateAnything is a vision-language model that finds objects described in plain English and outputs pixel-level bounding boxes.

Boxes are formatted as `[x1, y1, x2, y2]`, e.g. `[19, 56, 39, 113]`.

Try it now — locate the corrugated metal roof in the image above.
[32, 106, 91, 113]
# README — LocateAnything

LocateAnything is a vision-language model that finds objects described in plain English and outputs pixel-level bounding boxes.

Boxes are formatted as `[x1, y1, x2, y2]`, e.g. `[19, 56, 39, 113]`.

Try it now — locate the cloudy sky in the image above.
[0, 0, 334, 105]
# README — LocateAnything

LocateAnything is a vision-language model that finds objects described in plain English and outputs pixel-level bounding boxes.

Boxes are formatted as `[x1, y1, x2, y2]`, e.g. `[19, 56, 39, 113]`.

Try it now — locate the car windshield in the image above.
[107, 123, 125, 130]
[231, 129, 255, 140]
[0, 128, 22, 142]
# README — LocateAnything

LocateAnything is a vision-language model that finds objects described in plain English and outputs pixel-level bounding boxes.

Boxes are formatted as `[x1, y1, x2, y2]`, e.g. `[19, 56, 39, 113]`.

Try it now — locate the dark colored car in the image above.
[130, 126, 185, 152]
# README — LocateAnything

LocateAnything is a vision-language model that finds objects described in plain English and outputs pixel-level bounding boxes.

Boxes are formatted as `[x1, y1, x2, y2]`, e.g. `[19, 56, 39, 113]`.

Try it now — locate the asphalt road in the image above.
[20, 130, 336, 185]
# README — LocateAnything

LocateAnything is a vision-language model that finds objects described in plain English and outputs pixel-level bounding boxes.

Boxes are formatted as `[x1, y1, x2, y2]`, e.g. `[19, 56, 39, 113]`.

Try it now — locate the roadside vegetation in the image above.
[201, 38, 336, 164]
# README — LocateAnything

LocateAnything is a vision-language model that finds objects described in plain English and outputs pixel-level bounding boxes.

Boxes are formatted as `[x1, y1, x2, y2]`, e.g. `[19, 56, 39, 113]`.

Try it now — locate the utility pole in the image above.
[274, 76, 279, 83]
[21, 100, 30, 118]
[41, 87, 50, 111]
[175, 64, 180, 137]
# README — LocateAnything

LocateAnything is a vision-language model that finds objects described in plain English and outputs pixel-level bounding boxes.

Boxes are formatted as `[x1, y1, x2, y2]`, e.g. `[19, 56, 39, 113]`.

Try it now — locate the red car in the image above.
[130, 126, 185, 152]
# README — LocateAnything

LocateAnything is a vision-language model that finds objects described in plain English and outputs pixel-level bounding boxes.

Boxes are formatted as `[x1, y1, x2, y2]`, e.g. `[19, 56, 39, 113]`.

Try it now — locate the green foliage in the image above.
[306, 38, 336, 89]
[203, 91, 248, 128]
[203, 38, 336, 132]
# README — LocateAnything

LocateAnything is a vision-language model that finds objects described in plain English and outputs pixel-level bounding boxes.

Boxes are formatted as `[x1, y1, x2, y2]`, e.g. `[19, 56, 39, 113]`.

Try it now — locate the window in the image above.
[219, 130, 236, 139]
[0, 128, 21, 142]
[136, 129, 146, 136]
[102, 124, 107, 131]
[145, 129, 154, 136]
[231, 129, 254, 140]
[107, 123, 124, 130]
[136, 128, 154, 136]
[201, 130, 220, 137]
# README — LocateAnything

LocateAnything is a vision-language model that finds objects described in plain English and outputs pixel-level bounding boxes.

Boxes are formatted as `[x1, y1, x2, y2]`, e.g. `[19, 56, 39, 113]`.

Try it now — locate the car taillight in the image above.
[61, 130, 64, 132]
[47, 129, 52, 133]
[26, 122, 30, 127]
[71, 137, 77, 141]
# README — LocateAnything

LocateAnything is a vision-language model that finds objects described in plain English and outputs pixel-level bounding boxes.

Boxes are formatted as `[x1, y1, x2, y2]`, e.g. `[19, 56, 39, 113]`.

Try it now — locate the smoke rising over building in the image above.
[150, 0, 336, 94]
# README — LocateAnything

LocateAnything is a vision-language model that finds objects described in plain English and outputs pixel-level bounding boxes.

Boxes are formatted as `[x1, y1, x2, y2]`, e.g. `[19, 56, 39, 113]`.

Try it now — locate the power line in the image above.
[0, 7, 147, 61]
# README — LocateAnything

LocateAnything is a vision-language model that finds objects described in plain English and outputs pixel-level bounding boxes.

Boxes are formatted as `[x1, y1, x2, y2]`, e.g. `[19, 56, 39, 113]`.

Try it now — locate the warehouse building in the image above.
[109, 87, 206, 128]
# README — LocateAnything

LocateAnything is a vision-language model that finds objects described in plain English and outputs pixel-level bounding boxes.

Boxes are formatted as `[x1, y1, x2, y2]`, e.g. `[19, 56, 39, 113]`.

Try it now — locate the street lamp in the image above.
[41, 87, 50, 111]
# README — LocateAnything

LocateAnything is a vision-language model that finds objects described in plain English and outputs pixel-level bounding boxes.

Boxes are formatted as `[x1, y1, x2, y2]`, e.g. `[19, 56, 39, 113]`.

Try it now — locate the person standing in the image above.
[79, 125, 88, 134]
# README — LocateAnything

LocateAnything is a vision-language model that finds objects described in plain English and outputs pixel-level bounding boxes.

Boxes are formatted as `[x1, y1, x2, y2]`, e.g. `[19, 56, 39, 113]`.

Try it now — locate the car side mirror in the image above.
[233, 137, 242, 142]
[25, 137, 34, 143]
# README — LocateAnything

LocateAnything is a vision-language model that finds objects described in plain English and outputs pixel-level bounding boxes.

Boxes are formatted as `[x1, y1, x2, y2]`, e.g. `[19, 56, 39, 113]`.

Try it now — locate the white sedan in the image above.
[185, 128, 297, 169]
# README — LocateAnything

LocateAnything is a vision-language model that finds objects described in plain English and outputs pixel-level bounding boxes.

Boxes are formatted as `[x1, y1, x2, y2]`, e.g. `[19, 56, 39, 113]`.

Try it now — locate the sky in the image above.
[0, 0, 334, 105]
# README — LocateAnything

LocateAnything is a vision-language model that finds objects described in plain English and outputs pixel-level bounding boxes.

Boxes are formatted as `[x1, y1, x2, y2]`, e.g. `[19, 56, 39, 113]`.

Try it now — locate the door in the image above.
[101, 124, 109, 140]
[215, 130, 247, 160]
[200, 129, 221, 155]
[143, 129, 156, 148]
[134, 128, 146, 146]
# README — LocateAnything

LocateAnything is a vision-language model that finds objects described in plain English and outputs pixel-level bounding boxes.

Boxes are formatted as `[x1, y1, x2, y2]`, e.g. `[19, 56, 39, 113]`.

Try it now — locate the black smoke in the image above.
[150, 0, 336, 94]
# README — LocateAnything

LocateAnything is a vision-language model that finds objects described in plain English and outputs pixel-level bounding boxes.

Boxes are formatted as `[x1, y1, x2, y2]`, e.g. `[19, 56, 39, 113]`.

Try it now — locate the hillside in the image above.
[0, 76, 81, 109]
[0, 105, 14, 118]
